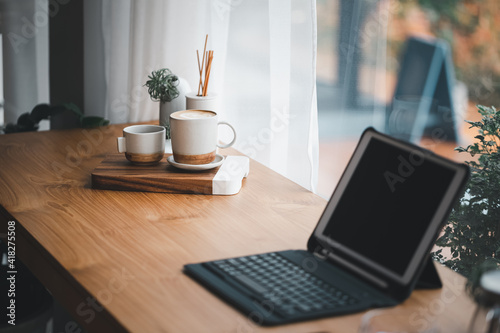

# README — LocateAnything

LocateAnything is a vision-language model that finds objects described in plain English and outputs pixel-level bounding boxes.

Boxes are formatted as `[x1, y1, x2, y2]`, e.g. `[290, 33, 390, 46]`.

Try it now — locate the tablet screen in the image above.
[313, 129, 467, 285]
[323, 138, 454, 276]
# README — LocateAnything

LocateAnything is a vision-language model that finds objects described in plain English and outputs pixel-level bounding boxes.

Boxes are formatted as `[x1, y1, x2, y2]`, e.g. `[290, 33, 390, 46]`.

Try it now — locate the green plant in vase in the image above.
[145, 68, 180, 103]
[432, 105, 500, 278]
[144, 68, 181, 139]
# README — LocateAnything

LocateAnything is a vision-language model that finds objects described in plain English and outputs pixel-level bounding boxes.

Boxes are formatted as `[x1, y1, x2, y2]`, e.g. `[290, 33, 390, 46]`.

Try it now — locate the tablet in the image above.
[311, 128, 468, 298]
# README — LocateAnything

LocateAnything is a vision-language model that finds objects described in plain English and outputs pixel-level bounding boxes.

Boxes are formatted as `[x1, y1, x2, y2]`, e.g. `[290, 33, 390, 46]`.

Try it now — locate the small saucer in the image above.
[167, 154, 224, 171]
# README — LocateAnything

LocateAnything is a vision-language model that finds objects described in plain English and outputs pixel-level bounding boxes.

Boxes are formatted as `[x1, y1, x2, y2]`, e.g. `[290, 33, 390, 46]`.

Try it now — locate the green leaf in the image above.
[63, 103, 84, 117]
[17, 113, 37, 130]
[81, 116, 109, 128]
[4, 123, 18, 134]
[30, 104, 51, 122]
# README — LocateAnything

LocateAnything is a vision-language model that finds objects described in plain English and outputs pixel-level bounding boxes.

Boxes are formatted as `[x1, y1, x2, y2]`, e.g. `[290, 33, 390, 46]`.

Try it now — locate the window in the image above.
[316, 0, 500, 277]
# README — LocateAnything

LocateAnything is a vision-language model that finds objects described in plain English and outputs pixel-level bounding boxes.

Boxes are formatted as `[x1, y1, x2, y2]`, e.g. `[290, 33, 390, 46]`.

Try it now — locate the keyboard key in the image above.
[232, 274, 269, 294]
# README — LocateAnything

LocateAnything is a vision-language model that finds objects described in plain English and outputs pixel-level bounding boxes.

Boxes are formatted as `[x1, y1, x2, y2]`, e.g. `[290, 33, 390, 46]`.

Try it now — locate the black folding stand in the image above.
[415, 258, 442, 289]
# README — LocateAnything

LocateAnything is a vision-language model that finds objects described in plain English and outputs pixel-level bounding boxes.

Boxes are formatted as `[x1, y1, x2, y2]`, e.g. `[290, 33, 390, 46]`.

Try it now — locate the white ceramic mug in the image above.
[169, 110, 236, 165]
[117, 125, 165, 165]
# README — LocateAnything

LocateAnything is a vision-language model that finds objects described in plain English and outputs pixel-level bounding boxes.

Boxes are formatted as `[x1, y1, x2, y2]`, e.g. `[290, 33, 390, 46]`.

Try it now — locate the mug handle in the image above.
[117, 137, 126, 153]
[217, 122, 236, 149]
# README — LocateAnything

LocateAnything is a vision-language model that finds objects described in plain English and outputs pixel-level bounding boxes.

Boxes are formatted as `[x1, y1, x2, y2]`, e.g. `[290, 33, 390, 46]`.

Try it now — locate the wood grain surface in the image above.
[0, 124, 475, 333]
[91, 154, 218, 194]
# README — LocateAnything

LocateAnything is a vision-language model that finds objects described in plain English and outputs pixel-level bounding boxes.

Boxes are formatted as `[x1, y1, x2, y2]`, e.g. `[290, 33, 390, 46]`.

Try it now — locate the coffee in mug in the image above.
[117, 125, 165, 165]
[169, 110, 236, 165]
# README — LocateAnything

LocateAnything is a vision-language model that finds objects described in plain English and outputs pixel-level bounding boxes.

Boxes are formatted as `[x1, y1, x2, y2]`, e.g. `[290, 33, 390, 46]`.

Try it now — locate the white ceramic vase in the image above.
[185, 92, 220, 112]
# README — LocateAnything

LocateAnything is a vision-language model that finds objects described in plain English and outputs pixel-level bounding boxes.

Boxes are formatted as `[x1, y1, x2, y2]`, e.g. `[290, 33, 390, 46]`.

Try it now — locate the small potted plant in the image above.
[1, 103, 109, 134]
[144, 68, 190, 139]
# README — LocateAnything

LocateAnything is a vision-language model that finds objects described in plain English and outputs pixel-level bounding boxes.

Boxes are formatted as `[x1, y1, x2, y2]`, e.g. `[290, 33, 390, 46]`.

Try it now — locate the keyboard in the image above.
[204, 252, 359, 317]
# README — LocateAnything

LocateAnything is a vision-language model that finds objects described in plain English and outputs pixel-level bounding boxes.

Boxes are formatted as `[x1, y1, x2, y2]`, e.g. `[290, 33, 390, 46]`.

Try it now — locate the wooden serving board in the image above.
[91, 154, 249, 195]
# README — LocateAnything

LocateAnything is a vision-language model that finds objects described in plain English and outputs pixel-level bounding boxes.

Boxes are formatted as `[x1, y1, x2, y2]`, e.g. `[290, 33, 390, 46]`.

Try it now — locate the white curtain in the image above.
[0, 0, 49, 125]
[94, 0, 318, 191]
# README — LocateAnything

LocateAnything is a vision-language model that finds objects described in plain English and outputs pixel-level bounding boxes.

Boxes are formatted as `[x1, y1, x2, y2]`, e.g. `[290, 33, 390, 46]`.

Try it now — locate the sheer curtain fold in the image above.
[99, 0, 318, 191]
[1, 0, 49, 125]
[102, 0, 132, 124]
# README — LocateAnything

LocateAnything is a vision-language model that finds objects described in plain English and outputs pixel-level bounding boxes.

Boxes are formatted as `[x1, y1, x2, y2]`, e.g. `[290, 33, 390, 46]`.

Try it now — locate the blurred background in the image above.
[316, 0, 499, 197]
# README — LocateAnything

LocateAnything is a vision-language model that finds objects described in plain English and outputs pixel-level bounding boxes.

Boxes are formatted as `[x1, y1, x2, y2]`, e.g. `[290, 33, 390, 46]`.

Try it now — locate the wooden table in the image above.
[0, 124, 476, 332]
